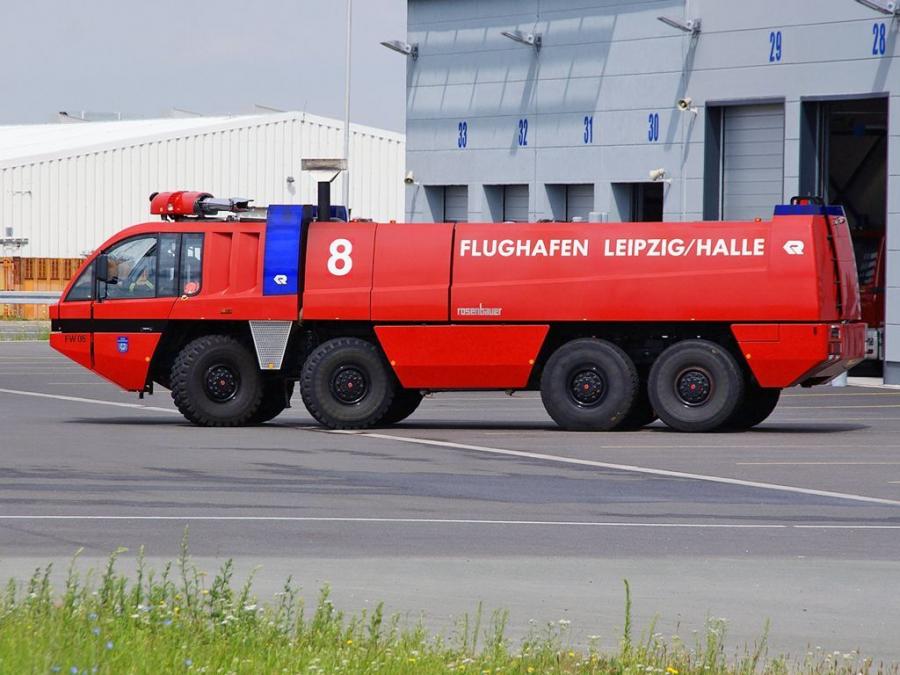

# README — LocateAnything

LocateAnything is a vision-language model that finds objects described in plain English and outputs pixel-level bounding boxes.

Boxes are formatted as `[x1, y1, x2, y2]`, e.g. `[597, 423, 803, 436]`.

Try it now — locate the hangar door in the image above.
[720, 104, 785, 220]
[503, 185, 529, 222]
[566, 185, 594, 221]
[444, 186, 468, 222]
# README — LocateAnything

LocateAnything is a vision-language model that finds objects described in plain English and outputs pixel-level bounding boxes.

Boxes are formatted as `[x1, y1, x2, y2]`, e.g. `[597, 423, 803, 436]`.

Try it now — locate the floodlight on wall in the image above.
[380, 40, 419, 59]
[501, 29, 542, 52]
[657, 16, 702, 34]
[853, 0, 900, 14]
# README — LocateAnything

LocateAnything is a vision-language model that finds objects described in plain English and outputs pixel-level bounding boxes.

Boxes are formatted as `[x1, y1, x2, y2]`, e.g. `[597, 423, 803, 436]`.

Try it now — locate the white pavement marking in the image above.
[325, 430, 900, 508]
[0, 515, 785, 527]
[0, 387, 174, 414]
[0, 515, 896, 530]
[739, 461, 900, 466]
[783, 404, 900, 409]
[782, 392, 900, 397]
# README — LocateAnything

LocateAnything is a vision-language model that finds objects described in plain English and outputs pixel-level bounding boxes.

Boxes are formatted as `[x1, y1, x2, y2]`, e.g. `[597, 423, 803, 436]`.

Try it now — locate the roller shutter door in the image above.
[722, 104, 785, 220]
[444, 186, 468, 222]
[503, 185, 529, 222]
[565, 184, 594, 221]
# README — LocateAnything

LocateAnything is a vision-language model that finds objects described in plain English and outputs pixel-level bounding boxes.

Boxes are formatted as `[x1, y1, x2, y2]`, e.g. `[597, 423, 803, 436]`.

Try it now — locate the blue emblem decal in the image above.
[117, 336, 129, 354]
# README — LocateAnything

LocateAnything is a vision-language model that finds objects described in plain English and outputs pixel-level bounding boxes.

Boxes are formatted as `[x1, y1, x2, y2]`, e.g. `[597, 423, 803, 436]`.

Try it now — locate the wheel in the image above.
[300, 337, 396, 430]
[616, 382, 657, 430]
[378, 388, 423, 425]
[723, 385, 780, 430]
[170, 335, 263, 427]
[249, 380, 295, 424]
[540, 338, 639, 431]
[648, 339, 744, 433]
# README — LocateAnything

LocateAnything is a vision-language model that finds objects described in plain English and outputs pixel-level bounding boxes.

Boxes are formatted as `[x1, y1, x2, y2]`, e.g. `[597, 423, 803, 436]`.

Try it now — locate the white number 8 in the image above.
[327, 238, 353, 276]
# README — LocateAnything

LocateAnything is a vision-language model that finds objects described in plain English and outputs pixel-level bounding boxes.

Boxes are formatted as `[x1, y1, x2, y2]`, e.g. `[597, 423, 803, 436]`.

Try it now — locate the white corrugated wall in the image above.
[0, 112, 405, 258]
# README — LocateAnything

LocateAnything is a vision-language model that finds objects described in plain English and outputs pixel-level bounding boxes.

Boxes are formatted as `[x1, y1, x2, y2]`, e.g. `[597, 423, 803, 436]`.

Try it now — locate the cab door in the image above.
[49, 260, 95, 369]
[91, 234, 180, 391]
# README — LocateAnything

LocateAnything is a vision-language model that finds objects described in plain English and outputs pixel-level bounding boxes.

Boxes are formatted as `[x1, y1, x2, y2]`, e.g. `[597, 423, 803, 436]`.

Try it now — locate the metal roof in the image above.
[0, 112, 404, 168]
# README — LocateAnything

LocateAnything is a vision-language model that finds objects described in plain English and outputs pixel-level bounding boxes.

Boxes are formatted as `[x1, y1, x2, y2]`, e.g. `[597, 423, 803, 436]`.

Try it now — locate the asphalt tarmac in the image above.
[1, 341, 900, 662]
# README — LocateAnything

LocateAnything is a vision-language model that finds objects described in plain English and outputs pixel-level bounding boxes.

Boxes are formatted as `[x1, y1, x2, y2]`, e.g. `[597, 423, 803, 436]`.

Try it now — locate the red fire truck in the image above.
[49, 190, 865, 433]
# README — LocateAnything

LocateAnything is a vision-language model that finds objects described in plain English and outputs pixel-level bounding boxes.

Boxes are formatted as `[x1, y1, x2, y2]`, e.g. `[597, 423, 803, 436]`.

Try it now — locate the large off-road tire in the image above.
[378, 388, 423, 426]
[723, 385, 780, 430]
[616, 382, 658, 430]
[540, 338, 639, 431]
[648, 339, 744, 432]
[249, 380, 294, 424]
[170, 335, 263, 427]
[300, 337, 396, 430]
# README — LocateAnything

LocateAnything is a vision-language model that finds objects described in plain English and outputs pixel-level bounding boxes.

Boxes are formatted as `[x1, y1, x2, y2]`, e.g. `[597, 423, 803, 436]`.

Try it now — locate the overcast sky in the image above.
[0, 0, 407, 132]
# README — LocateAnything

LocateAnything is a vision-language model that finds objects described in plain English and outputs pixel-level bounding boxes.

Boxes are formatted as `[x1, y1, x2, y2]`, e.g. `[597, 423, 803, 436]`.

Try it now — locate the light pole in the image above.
[343, 0, 353, 211]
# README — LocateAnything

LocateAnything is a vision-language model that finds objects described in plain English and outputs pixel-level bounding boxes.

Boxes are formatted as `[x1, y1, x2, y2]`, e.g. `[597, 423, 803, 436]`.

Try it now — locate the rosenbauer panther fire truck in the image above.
[49, 185, 865, 433]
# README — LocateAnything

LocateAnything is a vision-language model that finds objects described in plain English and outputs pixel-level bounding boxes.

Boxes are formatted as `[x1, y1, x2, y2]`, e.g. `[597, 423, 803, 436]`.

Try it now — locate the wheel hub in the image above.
[204, 365, 240, 402]
[676, 368, 712, 406]
[331, 367, 368, 404]
[570, 369, 606, 407]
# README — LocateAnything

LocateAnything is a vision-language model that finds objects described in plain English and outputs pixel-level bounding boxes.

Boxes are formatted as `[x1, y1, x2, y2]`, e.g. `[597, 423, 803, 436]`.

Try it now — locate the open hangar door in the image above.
[801, 97, 888, 372]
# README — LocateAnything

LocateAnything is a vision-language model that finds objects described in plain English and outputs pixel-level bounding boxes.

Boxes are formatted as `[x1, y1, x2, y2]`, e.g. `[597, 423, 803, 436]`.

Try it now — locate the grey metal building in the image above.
[402, 0, 900, 381]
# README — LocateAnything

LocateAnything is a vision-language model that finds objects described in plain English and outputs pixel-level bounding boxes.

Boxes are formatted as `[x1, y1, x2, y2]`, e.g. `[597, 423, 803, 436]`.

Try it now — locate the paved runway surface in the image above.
[1, 342, 900, 661]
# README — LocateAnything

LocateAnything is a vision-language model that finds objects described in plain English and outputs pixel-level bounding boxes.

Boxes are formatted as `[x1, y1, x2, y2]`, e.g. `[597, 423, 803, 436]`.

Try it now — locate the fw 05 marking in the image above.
[49, 191, 864, 434]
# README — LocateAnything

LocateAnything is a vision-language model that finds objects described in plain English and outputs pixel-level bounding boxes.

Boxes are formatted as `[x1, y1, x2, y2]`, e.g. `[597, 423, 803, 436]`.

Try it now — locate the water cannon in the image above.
[149, 191, 254, 219]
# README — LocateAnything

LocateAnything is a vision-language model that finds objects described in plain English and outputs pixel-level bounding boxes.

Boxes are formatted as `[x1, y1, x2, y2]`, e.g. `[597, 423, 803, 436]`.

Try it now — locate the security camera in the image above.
[677, 97, 693, 111]
[404, 171, 417, 185]
[649, 168, 667, 181]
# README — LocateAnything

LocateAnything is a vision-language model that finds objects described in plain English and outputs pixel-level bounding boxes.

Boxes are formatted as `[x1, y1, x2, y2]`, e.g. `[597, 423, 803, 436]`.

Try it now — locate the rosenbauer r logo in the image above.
[783, 240, 805, 255]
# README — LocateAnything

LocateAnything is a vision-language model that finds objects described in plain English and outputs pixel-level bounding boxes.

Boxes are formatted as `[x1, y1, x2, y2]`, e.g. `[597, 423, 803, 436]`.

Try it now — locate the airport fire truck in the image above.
[50, 186, 865, 433]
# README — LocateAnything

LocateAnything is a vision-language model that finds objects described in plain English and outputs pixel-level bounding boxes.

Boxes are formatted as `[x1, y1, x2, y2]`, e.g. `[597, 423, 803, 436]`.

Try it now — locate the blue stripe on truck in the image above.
[263, 205, 305, 296]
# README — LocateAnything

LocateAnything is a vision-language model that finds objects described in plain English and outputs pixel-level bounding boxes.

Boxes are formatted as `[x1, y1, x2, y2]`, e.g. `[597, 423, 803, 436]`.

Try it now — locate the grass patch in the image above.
[1, 329, 50, 341]
[0, 535, 889, 674]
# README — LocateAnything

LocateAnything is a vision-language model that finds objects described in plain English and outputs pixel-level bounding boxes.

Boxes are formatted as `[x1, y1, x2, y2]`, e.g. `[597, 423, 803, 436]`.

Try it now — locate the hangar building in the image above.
[0, 111, 404, 313]
[403, 0, 899, 380]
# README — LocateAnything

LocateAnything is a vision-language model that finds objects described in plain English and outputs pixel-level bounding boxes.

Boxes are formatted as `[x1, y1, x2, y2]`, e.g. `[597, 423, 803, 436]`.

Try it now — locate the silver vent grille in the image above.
[249, 321, 293, 370]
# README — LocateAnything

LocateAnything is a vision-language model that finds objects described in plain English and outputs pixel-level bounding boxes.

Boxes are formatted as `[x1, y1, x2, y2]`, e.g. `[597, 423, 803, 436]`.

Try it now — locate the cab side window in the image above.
[104, 237, 158, 300]
[180, 234, 203, 295]
[65, 262, 94, 302]
[157, 234, 179, 298]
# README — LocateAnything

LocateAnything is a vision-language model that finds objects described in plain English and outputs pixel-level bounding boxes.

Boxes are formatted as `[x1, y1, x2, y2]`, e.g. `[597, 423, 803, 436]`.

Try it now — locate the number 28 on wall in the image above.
[873, 22, 887, 56]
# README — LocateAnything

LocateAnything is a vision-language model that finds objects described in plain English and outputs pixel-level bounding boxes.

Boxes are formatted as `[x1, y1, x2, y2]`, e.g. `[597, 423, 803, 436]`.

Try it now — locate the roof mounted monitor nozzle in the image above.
[302, 158, 348, 221]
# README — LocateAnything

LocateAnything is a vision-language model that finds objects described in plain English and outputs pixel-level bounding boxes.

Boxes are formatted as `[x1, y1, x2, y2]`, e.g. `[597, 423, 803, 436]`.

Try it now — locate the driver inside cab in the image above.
[129, 266, 155, 296]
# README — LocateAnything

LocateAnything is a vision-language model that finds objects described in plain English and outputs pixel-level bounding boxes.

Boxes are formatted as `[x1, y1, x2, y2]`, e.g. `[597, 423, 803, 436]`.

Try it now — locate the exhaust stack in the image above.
[301, 158, 348, 221]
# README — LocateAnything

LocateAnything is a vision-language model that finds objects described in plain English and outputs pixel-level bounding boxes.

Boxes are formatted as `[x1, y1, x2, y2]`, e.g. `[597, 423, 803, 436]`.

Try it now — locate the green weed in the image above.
[0, 540, 891, 674]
